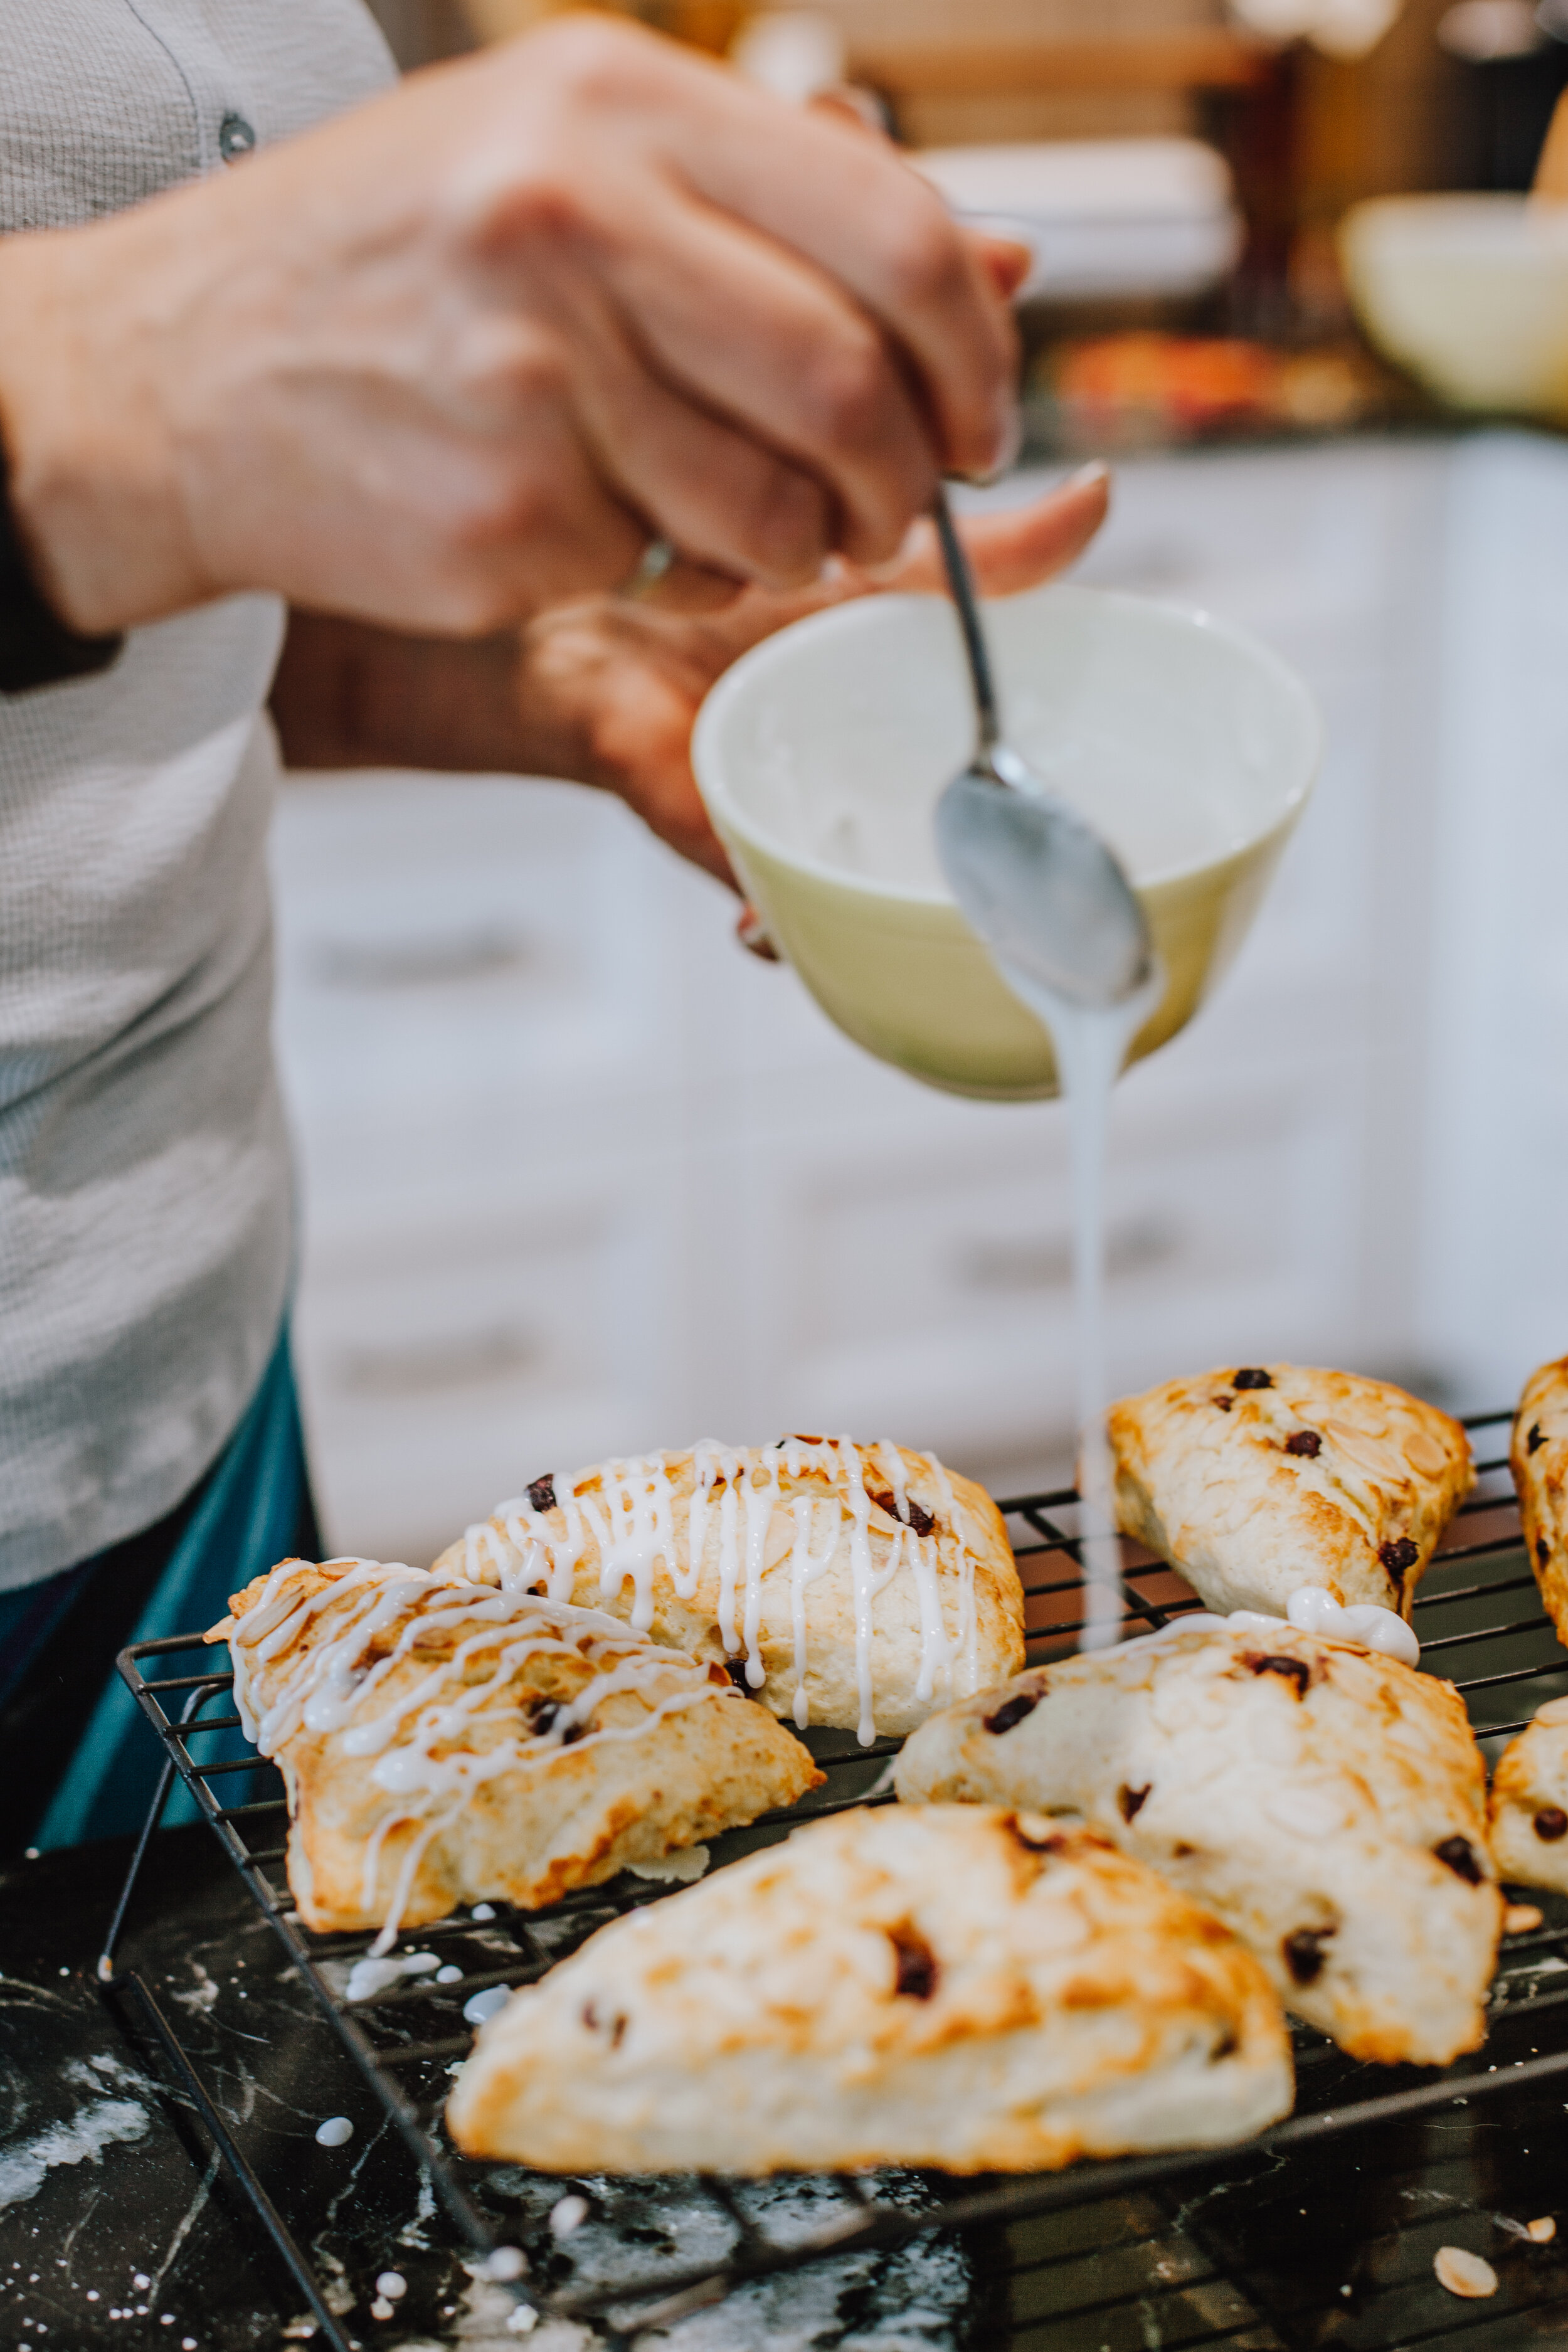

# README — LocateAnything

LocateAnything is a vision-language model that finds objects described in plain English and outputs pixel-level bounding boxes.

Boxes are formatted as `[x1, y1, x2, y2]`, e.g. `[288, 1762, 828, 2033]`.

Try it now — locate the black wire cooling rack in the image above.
[100, 1409, 1568, 2351]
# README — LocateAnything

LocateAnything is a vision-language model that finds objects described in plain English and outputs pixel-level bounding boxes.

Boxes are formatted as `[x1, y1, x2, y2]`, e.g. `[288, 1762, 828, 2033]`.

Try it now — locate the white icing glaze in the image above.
[344, 1951, 440, 2004]
[1284, 1584, 1420, 1668]
[626, 1845, 709, 1883]
[1212, 1589, 1420, 1667]
[464, 1439, 988, 1746]
[229, 1563, 737, 1951]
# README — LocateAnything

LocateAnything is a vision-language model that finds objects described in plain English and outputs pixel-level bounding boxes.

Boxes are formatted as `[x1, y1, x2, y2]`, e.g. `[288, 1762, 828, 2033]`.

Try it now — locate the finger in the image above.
[660, 72, 1017, 477]
[805, 87, 888, 137]
[632, 554, 756, 613]
[977, 233, 1033, 302]
[736, 903, 781, 960]
[571, 311, 839, 587]
[877, 464, 1111, 598]
[592, 179, 939, 568]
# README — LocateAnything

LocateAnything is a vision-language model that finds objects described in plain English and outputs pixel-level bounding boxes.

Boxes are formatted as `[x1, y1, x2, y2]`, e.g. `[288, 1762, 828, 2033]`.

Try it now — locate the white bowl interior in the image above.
[1349, 191, 1568, 263]
[696, 583, 1318, 901]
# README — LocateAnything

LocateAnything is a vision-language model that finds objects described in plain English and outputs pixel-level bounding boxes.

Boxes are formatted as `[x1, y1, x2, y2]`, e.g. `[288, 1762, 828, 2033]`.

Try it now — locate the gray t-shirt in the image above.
[0, 2, 396, 1588]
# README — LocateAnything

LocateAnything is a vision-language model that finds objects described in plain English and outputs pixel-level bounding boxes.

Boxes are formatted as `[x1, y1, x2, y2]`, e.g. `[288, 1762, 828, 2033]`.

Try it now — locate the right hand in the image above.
[0, 16, 1018, 638]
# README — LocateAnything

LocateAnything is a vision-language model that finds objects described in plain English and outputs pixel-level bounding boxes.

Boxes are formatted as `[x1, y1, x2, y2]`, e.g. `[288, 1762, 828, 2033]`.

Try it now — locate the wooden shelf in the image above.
[848, 30, 1276, 100]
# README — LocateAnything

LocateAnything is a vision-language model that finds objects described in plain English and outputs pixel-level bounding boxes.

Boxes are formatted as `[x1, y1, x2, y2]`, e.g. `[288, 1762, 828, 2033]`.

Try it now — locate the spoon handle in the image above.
[933, 484, 1001, 756]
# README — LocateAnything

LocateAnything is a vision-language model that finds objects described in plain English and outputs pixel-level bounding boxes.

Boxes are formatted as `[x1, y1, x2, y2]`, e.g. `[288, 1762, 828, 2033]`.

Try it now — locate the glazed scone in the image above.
[209, 1558, 821, 1941]
[1106, 1365, 1473, 1620]
[445, 1806, 1292, 2174]
[1511, 1357, 1568, 1645]
[896, 1620, 1500, 2067]
[1488, 1697, 1568, 1892]
[434, 1439, 1024, 1743]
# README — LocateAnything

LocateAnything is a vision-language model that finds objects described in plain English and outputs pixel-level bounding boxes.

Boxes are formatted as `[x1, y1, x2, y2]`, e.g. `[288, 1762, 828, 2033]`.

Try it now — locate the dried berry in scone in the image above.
[1103, 1364, 1473, 1620]
[896, 1620, 1500, 2068]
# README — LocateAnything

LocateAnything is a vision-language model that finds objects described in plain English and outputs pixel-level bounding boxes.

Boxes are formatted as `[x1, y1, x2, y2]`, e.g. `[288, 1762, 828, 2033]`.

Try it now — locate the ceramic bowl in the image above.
[1340, 194, 1568, 420]
[691, 581, 1320, 1101]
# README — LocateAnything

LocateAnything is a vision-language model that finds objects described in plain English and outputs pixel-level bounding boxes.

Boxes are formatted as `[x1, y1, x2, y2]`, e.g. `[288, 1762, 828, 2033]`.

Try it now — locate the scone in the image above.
[1512, 1356, 1568, 1644]
[896, 1620, 1500, 2066]
[209, 1557, 822, 1942]
[1106, 1365, 1473, 1620]
[435, 1439, 1024, 1743]
[445, 1805, 1293, 2174]
[1488, 1697, 1568, 1892]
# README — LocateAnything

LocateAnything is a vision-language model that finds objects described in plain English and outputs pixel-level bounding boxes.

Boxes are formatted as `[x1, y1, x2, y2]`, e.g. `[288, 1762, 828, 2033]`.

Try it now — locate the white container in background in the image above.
[913, 139, 1244, 302]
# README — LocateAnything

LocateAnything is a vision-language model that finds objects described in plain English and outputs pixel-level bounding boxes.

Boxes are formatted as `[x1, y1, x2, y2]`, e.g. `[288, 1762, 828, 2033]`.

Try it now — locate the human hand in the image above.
[0, 16, 1017, 640]
[513, 463, 1111, 893]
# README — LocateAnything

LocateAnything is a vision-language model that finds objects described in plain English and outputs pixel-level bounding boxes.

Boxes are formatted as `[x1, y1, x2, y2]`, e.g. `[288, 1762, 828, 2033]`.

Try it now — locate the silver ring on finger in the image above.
[621, 536, 676, 601]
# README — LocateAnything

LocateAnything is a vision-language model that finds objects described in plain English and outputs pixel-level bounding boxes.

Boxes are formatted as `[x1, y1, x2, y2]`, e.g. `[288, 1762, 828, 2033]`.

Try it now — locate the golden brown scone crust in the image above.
[1106, 1365, 1473, 1621]
[432, 1440, 1024, 1740]
[1512, 1357, 1568, 1646]
[445, 1806, 1292, 2174]
[896, 1622, 1500, 2067]
[1488, 1697, 1568, 1892]
[210, 1559, 821, 1937]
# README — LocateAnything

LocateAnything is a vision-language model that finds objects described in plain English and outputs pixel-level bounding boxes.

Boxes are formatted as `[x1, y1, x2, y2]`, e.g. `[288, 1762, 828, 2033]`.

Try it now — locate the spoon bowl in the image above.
[930, 487, 1154, 1013]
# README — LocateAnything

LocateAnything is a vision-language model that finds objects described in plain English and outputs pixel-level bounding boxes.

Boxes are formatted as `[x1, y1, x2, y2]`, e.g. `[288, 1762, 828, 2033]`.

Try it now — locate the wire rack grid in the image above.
[98, 1409, 1568, 2351]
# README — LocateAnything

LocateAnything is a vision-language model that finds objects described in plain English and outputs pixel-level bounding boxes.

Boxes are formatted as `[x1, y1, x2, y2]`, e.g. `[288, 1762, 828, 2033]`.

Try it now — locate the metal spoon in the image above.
[930, 487, 1153, 1010]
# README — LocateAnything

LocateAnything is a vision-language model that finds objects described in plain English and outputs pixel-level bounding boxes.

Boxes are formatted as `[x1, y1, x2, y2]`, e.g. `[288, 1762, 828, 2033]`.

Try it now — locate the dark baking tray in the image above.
[100, 1408, 1568, 2349]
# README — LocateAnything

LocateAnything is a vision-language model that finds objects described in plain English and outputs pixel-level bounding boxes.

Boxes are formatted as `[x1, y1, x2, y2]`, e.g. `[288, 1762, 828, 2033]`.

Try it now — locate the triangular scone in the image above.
[208, 1559, 822, 1940]
[1488, 1698, 1568, 1892]
[1106, 1365, 1473, 1620]
[433, 1439, 1024, 1742]
[1511, 1356, 1568, 1644]
[896, 1621, 1500, 2067]
[445, 1806, 1291, 2174]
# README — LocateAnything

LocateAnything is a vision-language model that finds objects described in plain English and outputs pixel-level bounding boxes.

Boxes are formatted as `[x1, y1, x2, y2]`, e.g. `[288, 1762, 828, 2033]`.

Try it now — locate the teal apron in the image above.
[0, 1325, 316, 1850]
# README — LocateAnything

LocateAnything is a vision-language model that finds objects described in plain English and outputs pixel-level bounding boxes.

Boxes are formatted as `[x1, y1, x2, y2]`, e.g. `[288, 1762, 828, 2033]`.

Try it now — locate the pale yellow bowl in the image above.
[691, 581, 1320, 1101]
[1340, 194, 1568, 420]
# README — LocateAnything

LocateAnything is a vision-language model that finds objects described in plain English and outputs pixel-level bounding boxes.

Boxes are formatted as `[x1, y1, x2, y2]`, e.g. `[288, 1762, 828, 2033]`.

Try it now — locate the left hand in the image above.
[516, 463, 1111, 892]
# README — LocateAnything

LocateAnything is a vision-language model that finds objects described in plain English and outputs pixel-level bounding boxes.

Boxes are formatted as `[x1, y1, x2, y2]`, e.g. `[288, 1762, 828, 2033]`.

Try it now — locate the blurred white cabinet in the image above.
[1412, 433, 1568, 1411]
[273, 436, 1493, 1564]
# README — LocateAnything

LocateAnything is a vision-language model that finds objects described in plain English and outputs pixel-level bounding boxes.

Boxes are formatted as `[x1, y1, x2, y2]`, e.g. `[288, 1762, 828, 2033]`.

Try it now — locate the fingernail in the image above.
[1064, 458, 1110, 494]
[736, 904, 780, 961]
[988, 400, 1022, 479]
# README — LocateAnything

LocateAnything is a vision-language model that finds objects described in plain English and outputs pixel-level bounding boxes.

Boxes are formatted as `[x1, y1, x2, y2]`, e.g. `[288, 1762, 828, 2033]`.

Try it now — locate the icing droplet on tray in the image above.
[314, 2116, 354, 2148]
[464, 1986, 509, 2026]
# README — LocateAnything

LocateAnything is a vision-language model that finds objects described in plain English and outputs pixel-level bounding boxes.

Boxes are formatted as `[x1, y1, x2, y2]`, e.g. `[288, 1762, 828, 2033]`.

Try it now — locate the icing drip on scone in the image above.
[454, 1439, 982, 1745]
[1229, 1585, 1419, 1668]
[228, 1562, 735, 1949]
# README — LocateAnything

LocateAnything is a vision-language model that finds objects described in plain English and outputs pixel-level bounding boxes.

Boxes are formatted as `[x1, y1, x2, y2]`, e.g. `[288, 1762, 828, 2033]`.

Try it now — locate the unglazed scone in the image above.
[1488, 1697, 1568, 1892]
[433, 1439, 1024, 1742]
[1106, 1365, 1473, 1620]
[896, 1620, 1500, 2066]
[1512, 1357, 1568, 1645]
[208, 1558, 821, 1941]
[445, 1805, 1292, 2174]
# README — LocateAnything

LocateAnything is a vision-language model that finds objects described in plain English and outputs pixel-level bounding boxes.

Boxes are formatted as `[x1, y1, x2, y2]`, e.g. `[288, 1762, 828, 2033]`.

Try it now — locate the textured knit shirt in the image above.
[0, 3, 395, 1588]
